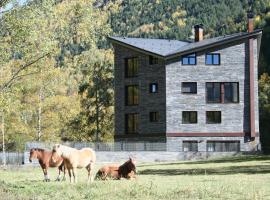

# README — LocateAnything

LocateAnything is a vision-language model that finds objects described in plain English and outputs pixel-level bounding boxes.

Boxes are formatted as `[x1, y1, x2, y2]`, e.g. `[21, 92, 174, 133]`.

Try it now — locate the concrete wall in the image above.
[113, 44, 166, 141]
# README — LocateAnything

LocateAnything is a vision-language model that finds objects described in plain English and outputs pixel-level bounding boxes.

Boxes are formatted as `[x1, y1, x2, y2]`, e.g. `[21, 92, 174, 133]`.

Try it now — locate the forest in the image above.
[0, 0, 270, 151]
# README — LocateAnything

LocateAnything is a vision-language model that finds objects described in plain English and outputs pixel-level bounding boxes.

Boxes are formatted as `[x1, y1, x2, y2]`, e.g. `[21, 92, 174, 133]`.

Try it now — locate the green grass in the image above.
[1, 155, 270, 200]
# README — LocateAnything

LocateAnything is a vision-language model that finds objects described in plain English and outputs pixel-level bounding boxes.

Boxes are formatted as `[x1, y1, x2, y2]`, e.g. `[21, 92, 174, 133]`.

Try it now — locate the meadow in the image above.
[0, 155, 270, 200]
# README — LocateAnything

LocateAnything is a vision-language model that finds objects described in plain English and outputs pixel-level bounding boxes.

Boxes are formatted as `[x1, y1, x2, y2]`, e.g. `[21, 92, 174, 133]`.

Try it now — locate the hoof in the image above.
[55, 178, 61, 182]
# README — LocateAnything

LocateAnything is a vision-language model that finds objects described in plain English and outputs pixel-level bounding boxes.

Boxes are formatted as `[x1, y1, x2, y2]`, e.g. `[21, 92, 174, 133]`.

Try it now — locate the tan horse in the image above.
[29, 148, 65, 182]
[51, 144, 96, 183]
[95, 158, 137, 180]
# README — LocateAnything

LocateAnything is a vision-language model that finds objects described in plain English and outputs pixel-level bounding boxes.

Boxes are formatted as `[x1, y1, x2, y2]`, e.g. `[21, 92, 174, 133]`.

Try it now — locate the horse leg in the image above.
[87, 162, 94, 184]
[72, 168, 77, 183]
[56, 167, 61, 181]
[67, 168, 72, 183]
[43, 168, 50, 182]
[62, 165, 66, 181]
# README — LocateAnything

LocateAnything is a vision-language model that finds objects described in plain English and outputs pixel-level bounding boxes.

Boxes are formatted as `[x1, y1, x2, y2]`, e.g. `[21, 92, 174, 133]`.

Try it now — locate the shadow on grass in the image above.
[140, 155, 270, 168]
[140, 164, 270, 176]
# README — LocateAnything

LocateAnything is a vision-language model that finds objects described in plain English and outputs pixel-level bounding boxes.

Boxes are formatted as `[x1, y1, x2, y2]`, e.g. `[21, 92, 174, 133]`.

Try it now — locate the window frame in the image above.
[206, 111, 222, 124]
[125, 85, 139, 106]
[183, 141, 198, 152]
[125, 57, 139, 78]
[181, 82, 197, 94]
[149, 83, 158, 93]
[182, 111, 198, 124]
[181, 53, 197, 65]
[125, 113, 139, 134]
[206, 141, 240, 152]
[205, 53, 221, 65]
[149, 111, 160, 122]
[206, 82, 239, 104]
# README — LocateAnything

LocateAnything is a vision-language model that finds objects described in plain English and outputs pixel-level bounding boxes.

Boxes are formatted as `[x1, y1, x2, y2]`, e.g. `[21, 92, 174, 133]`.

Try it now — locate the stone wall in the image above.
[165, 39, 259, 134]
[113, 44, 166, 140]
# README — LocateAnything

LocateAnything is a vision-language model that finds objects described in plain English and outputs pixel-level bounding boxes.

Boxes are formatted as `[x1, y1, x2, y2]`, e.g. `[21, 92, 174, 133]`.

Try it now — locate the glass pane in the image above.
[213, 54, 220, 65]
[133, 58, 138, 75]
[182, 83, 197, 93]
[182, 57, 189, 65]
[189, 57, 196, 65]
[190, 112, 197, 123]
[134, 114, 138, 133]
[133, 86, 139, 105]
[206, 54, 212, 65]
[206, 83, 221, 103]
[182, 112, 189, 123]
[224, 83, 238, 103]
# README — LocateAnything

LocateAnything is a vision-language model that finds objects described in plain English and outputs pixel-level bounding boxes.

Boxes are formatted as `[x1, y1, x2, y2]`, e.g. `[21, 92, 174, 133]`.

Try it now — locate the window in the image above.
[206, 111, 221, 124]
[182, 82, 197, 94]
[125, 57, 138, 77]
[206, 53, 220, 65]
[206, 82, 239, 103]
[224, 83, 239, 103]
[125, 113, 139, 134]
[149, 83, 158, 93]
[125, 85, 139, 106]
[207, 141, 240, 152]
[183, 141, 198, 152]
[182, 111, 197, 124]
[181, 53, 196, 65]
[150, 112, 159, 122]
[149, 55, 158, 65]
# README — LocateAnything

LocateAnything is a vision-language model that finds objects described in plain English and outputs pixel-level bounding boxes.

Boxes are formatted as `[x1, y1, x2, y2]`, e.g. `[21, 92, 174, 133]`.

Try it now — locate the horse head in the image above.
[126, 157, 137, 173]
[29, 148, 39, 162]
[51, 144, 62, 163]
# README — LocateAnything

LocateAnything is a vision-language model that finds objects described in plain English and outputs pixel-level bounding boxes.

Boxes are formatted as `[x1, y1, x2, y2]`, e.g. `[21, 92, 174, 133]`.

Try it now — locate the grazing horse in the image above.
[51, 144, 96, 183]
[29, 148, 65, 182]
[95, 158, 137, 180]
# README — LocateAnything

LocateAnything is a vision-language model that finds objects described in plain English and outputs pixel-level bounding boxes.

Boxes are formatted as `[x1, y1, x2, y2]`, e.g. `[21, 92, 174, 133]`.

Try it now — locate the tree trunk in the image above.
[95, 87, 99, 142]
[37, 88, 42, 141]
[1, 112, 6, 166]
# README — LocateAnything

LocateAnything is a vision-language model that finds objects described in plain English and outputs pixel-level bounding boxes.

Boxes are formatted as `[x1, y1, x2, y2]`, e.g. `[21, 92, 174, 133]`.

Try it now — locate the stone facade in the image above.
[113, 44, 166, 141]
[112, 37, 261, 152]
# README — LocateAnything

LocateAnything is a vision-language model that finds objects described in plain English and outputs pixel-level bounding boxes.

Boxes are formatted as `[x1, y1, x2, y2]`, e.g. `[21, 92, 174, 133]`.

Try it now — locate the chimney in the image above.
[247, 11, 254, 33]
[194, 24, 203, 42]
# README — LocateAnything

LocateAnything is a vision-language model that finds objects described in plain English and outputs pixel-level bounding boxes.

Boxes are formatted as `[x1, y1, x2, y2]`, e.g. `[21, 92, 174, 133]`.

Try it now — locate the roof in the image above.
[108, 29, 262, 60]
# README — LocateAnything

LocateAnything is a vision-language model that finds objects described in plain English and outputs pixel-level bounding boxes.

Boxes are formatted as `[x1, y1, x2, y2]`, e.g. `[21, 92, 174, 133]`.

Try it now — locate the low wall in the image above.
[23, 151, 241, 165]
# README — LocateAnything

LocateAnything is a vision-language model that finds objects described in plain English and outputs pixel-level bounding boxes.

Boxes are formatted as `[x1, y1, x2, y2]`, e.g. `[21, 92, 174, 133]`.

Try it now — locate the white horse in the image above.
[51, 144, 96, 183]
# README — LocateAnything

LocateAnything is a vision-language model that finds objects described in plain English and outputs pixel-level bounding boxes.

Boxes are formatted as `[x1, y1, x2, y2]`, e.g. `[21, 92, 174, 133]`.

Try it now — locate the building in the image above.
[109, 14, 262, 153]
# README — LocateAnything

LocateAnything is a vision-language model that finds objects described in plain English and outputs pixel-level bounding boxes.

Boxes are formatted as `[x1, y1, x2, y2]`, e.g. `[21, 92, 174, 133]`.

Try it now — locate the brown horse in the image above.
[95, 158, 137, 180]
[51, 144, 96, 183]
[29, 148, 65, 182]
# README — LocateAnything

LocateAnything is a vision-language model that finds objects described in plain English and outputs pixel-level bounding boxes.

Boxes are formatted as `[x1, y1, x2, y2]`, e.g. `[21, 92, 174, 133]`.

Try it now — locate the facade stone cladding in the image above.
[113, 37, 260, 152]
[113, 44, 166, 142]
[165, 38, 260, 151]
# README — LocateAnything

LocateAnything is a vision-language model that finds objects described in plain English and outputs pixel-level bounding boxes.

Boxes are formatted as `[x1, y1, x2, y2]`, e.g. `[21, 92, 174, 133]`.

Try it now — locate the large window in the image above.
[206, 53, 220, 65]
[182, 82, 197, 94]
[182, 53, 196, 65]
[125, 113, 139, 134]
[149, 83, 158, 93]
[125, 85, 139, 106]
[207, 141, 240, 152]
[206, 82, 239, 103]
[149, 112, 160, 122]
[182, 111, 197, 124]
[206, 111, 221, 124]
[183, 141, 198, 152]
[125, 57, 138, 77]
[149, 55, 158, 65]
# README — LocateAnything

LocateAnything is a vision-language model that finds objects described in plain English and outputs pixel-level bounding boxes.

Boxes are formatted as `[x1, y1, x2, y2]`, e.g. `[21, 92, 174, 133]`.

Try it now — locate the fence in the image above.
[25, 141, 167, 152]
[0, 152, 24, 165]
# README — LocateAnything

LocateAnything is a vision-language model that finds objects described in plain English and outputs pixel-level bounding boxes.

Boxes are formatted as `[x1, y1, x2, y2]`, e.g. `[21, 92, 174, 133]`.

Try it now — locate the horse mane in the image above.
[31, 148, 45, 152]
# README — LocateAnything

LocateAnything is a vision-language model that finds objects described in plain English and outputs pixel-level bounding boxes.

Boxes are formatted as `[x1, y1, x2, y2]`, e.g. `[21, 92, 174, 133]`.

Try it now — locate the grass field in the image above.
[0, 155, 270, 200]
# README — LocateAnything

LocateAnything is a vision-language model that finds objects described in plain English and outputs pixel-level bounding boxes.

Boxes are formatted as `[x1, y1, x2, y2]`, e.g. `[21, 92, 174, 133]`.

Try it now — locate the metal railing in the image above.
[25, 141, 167, 152]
